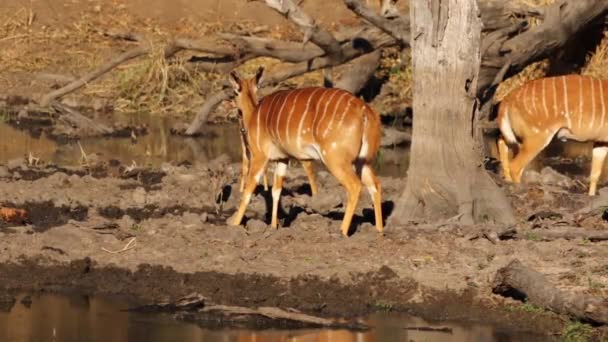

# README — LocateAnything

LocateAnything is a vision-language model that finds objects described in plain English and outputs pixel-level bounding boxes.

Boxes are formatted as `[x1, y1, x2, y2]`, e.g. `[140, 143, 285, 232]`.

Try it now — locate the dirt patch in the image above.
[0, 257, 563, 335]
[0, 201, 88, 232]
[0, 158, 606, 338]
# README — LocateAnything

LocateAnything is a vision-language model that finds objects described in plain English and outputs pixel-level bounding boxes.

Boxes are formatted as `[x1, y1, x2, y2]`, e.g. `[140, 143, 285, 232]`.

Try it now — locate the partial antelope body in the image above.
[228, 67, 383, 236]
[497, 74, 608, 195]
[237, 116, 318, 195]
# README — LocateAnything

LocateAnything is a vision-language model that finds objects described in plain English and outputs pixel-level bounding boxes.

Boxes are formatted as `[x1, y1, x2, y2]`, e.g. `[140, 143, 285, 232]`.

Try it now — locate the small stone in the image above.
[200, 212, 208, 223]
[246, 219, 267, 232]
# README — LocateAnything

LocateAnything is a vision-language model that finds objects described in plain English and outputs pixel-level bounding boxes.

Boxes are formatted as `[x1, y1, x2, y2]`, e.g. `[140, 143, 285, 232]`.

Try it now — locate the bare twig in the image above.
[40, 45, 150, 106]
[101, 237, 137, 254]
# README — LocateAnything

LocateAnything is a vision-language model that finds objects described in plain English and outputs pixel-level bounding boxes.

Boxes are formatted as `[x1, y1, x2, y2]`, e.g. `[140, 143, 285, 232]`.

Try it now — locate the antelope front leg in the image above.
[301, 160, 318, 195]
[589, 145, 608, 196]
[497, 136, 513, 182]
[271, 161, 287, 229]
[228, 157, 268, 226]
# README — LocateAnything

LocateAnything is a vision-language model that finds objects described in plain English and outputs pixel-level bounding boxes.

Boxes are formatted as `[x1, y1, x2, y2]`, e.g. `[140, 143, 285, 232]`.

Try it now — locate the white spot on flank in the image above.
[532, 127, 539, 133]
[331, 142, 337, 149]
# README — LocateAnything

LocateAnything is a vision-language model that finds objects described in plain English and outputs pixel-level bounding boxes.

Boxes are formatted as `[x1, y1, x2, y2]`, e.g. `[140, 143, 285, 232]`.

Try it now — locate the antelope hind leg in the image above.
[589, 145, 608, 196]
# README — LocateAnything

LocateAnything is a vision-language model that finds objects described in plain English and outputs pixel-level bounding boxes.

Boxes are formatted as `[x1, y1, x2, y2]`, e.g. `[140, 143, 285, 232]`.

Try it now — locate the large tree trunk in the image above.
[389, 0, 515, 226]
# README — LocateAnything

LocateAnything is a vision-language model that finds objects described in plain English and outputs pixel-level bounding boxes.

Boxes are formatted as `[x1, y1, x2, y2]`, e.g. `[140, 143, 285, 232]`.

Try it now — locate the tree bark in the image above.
[389, 0, 515, 226]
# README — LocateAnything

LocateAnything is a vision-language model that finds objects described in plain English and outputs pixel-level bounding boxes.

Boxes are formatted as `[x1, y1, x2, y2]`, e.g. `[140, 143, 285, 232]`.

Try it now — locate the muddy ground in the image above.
[0, 154, 607, 339]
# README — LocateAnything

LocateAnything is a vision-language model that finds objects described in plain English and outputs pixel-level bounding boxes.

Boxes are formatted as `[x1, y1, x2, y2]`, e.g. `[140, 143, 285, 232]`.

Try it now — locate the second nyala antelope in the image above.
[228, 67, 383, 236]
[497, 74, 608, 195]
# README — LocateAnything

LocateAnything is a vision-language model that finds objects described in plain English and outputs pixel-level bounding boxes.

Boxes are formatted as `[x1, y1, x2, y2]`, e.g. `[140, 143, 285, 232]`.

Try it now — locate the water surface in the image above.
[0, 293, 548, 342]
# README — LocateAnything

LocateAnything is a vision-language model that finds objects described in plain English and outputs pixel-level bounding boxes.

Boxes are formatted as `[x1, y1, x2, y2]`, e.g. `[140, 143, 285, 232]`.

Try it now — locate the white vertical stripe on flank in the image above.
[590, 77, 596, 129]
[259, 95, 278, 151]
[600, 80, 606, 131]
[331, 97, 355, 137]
[265, 93, 280, 141]
[297, 88, 323, 149]
[541, 78, 549, 118]
[275, 91, 293, 143]
[314, 89, 340, 134]
[322, 93, 349, 138]
[562, 76, 571, 128]
[531, 80, 538, 115]
[312, 89, 331, 136]
[284, 89, 304, 145]
[578, 76, 584, 129]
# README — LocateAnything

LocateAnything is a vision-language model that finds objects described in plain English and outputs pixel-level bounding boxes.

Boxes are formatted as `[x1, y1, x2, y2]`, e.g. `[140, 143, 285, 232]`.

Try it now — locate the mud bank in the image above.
[0, 158, 607, 338]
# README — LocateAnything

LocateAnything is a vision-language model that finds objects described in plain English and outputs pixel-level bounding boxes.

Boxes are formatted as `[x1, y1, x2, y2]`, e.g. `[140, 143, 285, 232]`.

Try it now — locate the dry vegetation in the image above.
[0, 0, 607, 120]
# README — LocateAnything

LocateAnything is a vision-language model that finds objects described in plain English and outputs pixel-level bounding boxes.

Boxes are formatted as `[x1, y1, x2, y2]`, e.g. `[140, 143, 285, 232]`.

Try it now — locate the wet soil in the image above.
[0, 157, 607, 339]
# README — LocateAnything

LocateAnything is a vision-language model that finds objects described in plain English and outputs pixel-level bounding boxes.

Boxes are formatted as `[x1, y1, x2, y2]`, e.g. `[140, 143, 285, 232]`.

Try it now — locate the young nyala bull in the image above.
[228, 67, 384, 236]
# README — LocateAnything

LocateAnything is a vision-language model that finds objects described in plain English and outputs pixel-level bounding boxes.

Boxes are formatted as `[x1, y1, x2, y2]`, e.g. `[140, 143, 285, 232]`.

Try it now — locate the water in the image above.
[0, 113, 409, 178]
[0, 293, 546, 342]
[0, 112, 602, 181]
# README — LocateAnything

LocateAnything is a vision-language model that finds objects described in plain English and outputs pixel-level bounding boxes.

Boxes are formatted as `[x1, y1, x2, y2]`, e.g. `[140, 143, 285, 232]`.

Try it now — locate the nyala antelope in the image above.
[237, 115, 318, 195]
[228, 67, 384, 236]
[497, 74, 608, 195]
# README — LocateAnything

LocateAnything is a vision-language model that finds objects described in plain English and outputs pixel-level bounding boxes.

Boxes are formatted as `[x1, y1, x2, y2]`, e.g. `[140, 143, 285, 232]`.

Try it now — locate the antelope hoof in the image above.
[226, 214, 241, 226]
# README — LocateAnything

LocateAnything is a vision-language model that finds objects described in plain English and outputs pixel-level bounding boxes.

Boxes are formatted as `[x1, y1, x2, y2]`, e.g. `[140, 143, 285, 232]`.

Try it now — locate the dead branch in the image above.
[344, 0, 409, 44]
[201, 304, 365, 329]
[216, 33, 325, 63]
[519, 227, 608, 242]
[258, 0, 343, 60]
[493, 259, 608, 324]
[184, 89, 234, 136]
[39, 46, 150, 106]
[335, 49, 381, 94]
[51, 102, 113, 135]
[478, 0, 608, 93]
[183, 26, 394, 135]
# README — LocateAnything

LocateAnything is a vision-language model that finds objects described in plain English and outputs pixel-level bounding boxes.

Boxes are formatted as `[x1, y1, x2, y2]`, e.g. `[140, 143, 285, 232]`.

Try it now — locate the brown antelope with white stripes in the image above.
[237, 116, 318, 195]
[227, 67, 383, 236]
[497, 74, 608, 196]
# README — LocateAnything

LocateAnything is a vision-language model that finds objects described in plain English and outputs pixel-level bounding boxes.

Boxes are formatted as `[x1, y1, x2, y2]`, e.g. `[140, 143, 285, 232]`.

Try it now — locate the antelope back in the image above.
[248, 87, 380, 162]
[498, 75, 608, 141]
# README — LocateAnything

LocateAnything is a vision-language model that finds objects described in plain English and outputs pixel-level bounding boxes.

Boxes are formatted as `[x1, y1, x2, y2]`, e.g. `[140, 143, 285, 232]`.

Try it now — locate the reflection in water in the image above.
[0, 293, 545, 342]
[0, 112, 600, 180]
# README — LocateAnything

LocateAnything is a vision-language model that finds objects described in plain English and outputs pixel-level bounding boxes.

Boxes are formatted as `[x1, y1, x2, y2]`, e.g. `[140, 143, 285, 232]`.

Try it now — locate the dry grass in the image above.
[582, 30, 608, 80]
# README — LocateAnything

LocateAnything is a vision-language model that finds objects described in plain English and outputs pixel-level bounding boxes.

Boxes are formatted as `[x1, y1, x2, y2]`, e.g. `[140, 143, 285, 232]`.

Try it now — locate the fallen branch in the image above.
[184, 89, 234, 136]
[335, 49, 381, 94]
[518, 227, 608, 242]
[40, 45, 150, 106]
[493, 259, 608, 324]
[51, 102, 113, 136]
[201, 304, 366, 329]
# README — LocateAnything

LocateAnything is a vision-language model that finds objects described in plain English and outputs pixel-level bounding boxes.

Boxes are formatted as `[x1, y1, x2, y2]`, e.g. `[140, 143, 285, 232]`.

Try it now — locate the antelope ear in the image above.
[229, 70, 241, 92]
[254, 67, 264, 86]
